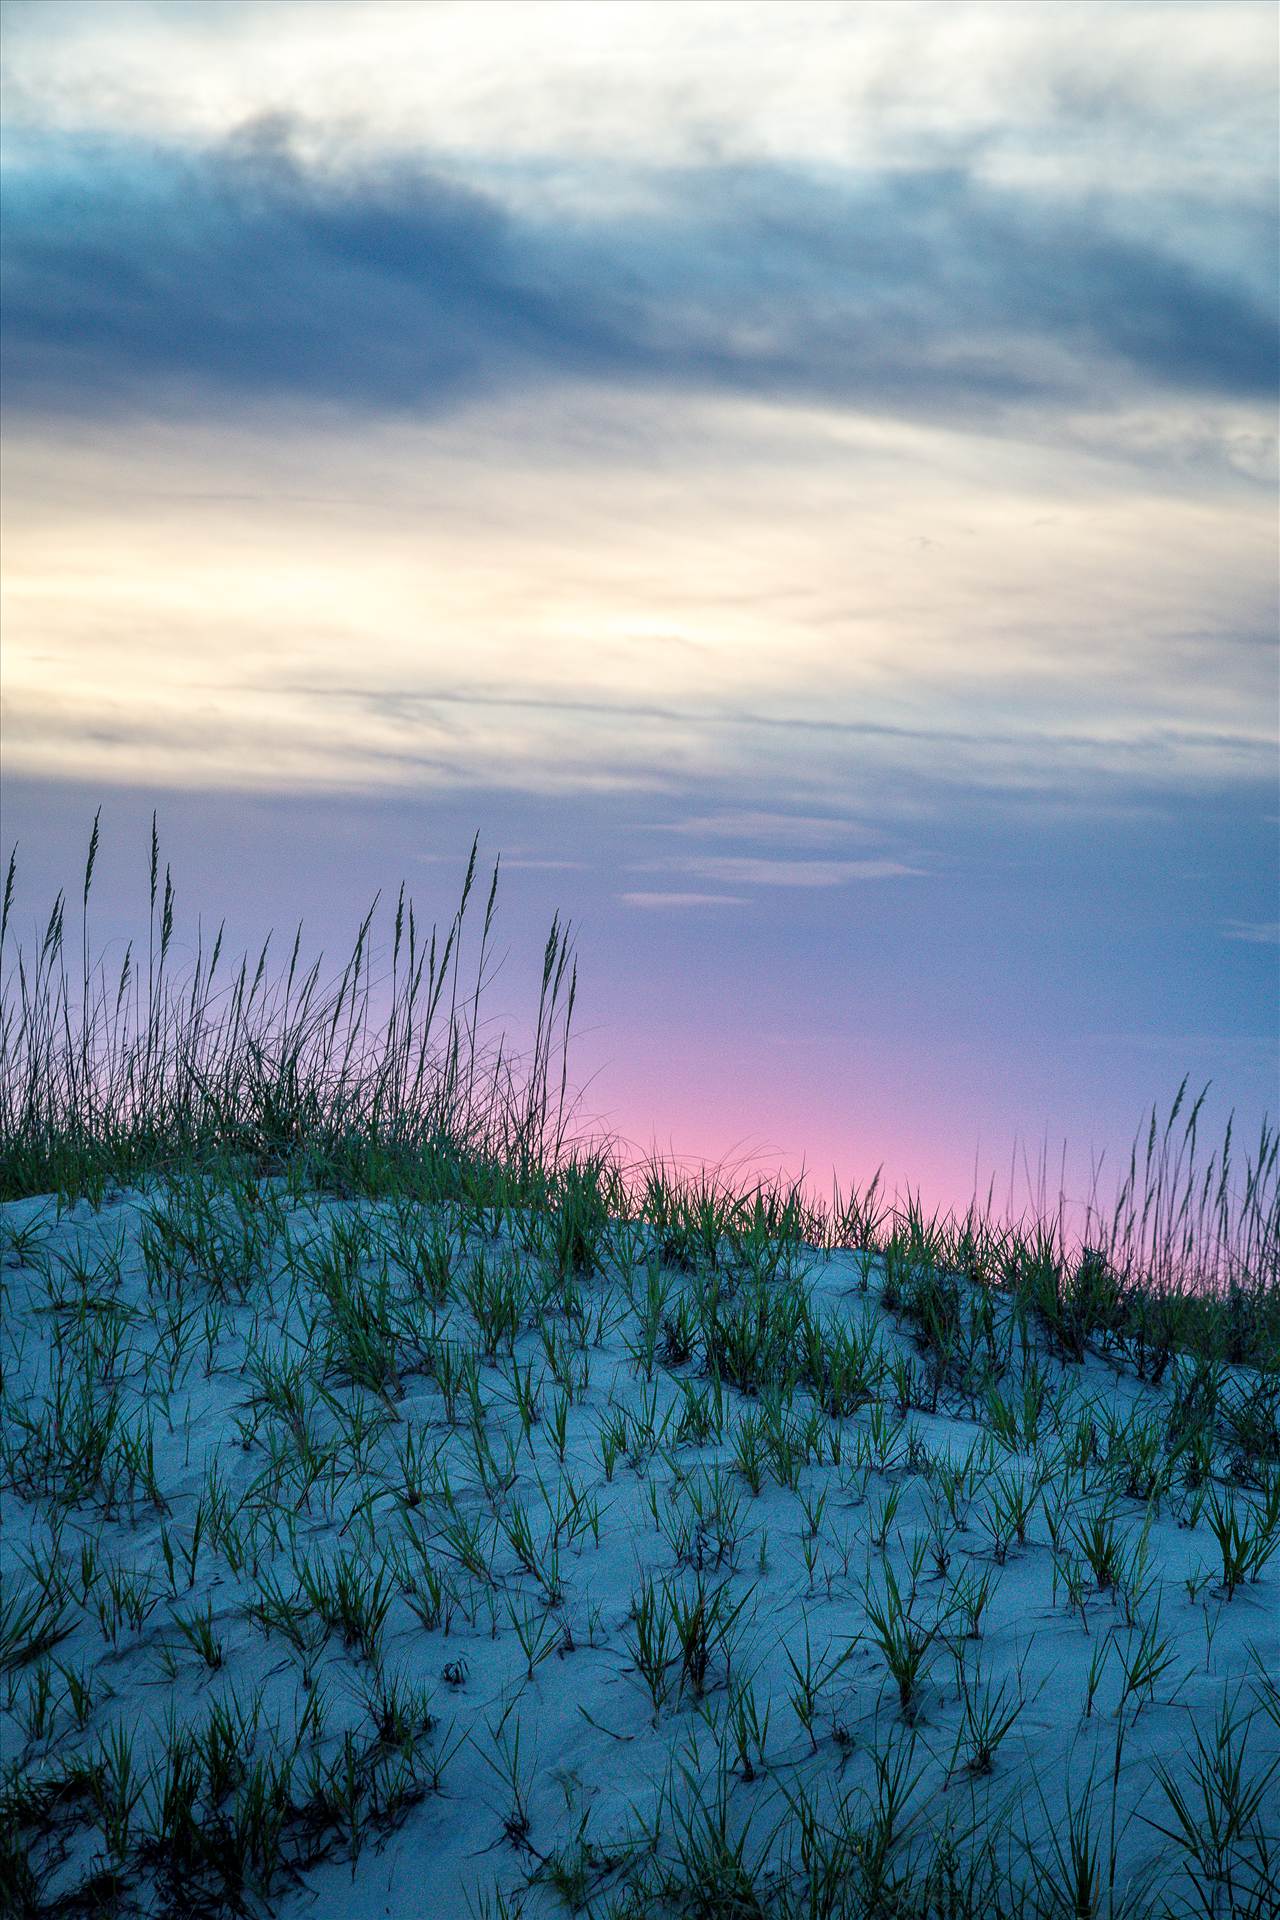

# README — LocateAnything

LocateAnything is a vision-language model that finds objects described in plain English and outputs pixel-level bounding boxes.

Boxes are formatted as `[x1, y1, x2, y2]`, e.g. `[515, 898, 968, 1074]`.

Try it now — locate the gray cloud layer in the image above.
[4, 120, 1275, 428]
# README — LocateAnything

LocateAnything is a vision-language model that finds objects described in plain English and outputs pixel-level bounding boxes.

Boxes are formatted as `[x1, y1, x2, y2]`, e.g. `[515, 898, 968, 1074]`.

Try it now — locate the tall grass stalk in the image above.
[0, 824, 577, 1203]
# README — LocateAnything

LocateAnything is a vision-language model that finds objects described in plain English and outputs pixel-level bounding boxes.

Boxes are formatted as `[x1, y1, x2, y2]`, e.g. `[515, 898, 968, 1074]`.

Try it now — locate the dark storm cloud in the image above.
[2, 125, 1275, 426]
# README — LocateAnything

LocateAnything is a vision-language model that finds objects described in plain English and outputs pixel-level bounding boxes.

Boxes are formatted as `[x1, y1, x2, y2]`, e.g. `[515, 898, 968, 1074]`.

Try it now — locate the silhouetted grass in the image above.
[0, 816, 577, 1208]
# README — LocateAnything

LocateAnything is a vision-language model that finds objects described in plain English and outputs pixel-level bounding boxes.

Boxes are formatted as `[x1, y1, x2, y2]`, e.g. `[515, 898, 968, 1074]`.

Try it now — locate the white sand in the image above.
[2, 1179, 1276, 1915]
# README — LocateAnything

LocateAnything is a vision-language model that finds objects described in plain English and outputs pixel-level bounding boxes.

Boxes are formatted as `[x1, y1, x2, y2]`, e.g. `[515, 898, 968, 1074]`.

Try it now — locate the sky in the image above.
[2, 0, 1277, 1215]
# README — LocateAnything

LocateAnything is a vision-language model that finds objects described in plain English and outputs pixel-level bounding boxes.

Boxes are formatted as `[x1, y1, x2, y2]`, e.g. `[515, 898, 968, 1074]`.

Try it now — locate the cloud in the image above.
[501, 858, 587, 871]
[269, 683, 1277, 778]
[619, 891, 748, 909]
[646, 857, 924, 888]
[657, 811, 878, 847]
[1, 129, 626, 418]
[3, 127, 1274, 430]
[1221, 919, 1280, 944]
[3, 2, 1273, 211]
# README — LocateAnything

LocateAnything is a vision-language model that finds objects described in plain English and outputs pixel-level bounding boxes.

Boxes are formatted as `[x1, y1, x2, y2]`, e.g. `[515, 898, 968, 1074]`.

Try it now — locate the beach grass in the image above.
[1, 823, 1276, 1917]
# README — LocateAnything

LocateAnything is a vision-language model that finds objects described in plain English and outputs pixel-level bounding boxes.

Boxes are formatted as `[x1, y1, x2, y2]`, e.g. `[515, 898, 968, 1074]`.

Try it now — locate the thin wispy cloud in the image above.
[618, 891, 749, 910]
[1222, 919, 1280, 944]
[657, 811, 879, 847]
[644, 857, 925, 889]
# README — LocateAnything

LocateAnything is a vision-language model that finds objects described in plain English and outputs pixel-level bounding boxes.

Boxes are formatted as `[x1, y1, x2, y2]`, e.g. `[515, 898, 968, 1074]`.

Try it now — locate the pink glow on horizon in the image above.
[574, 1039, 1172, 1238]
